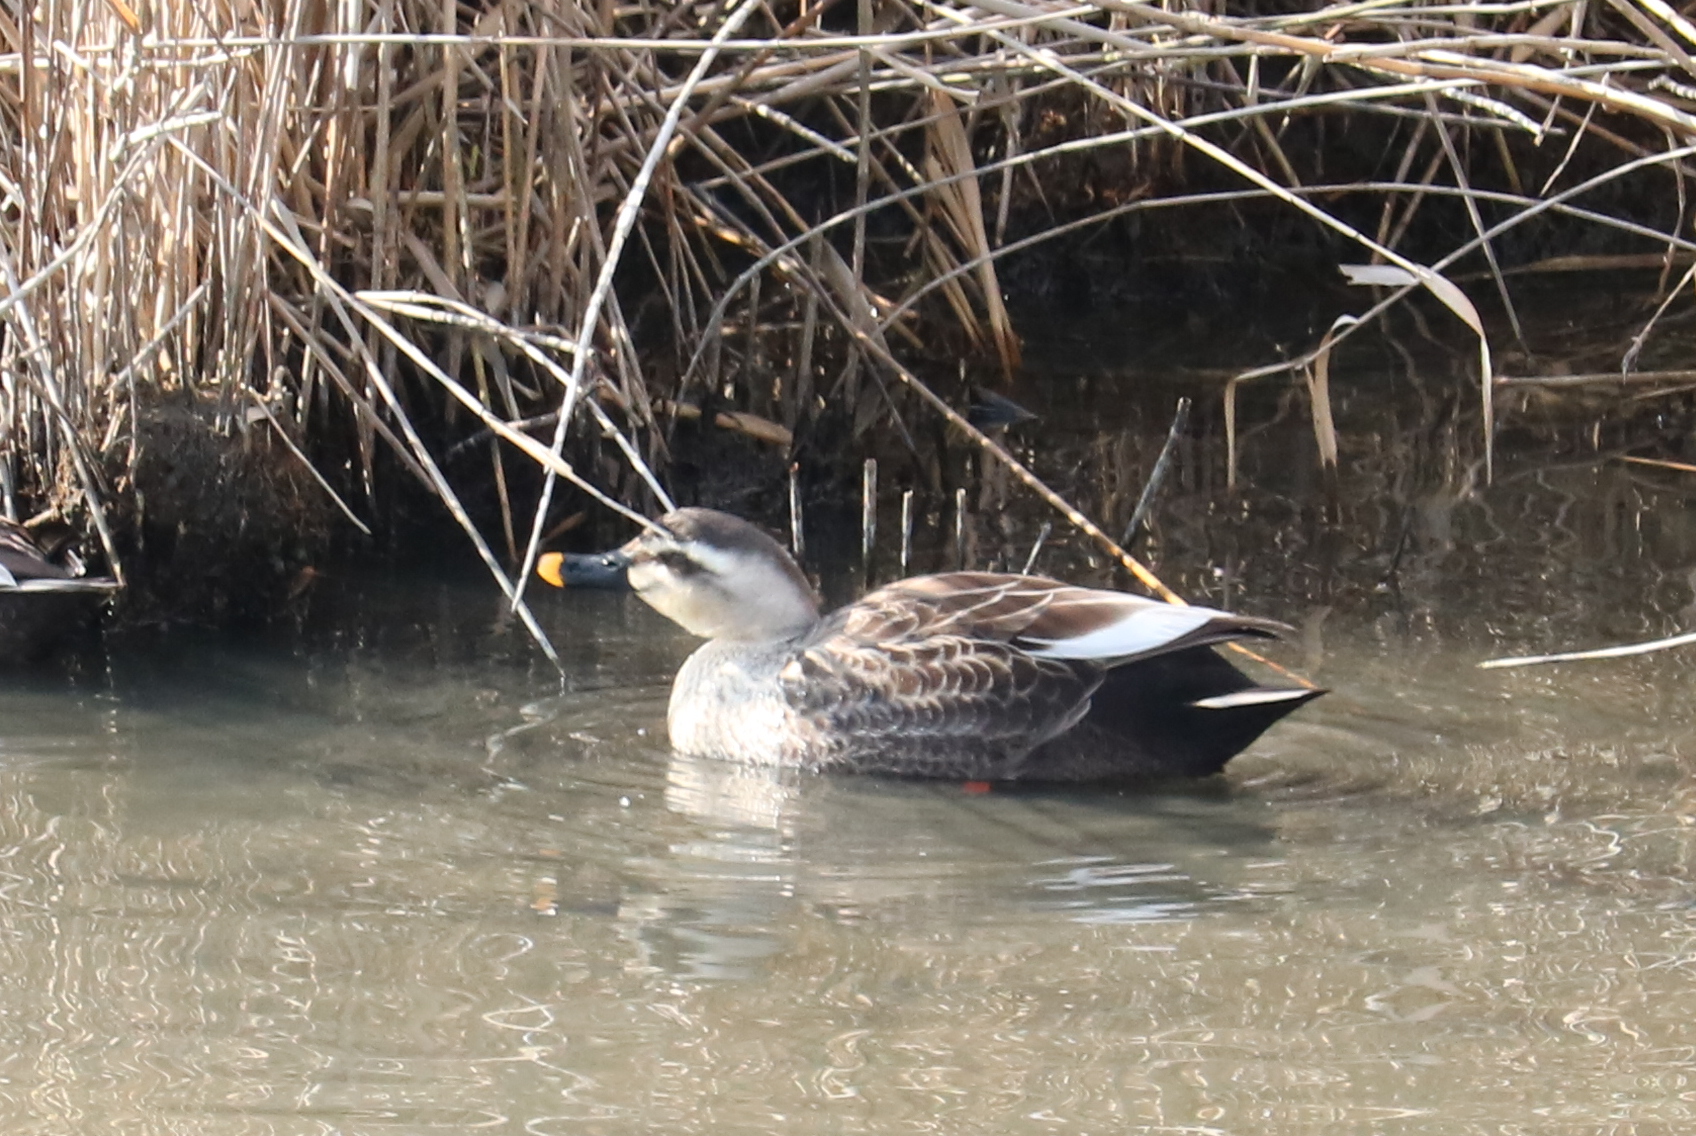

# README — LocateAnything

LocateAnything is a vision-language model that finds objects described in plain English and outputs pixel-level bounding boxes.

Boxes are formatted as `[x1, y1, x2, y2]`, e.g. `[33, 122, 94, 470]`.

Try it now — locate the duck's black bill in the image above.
[537, 549, 632, 590]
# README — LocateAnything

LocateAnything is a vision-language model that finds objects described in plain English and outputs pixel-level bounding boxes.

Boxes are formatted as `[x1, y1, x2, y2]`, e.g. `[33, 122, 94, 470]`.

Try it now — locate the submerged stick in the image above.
[788, 462, 805, 558]
[0, 456, 14, 523]
[1121, 397, 1189, 545]
[1496, 369, 1696, 388]
[1020, 521, 1052, 575]
[861, 458, 877, 578]
[1481, 630, 1696, 669]
[1621, 455, 1696, 474]
[899, 489, 913, 576]
[954, 487, 968, 569]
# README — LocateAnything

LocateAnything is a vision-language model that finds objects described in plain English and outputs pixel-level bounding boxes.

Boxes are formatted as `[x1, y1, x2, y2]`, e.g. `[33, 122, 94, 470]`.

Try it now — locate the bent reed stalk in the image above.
[4, 0, 1696, 654]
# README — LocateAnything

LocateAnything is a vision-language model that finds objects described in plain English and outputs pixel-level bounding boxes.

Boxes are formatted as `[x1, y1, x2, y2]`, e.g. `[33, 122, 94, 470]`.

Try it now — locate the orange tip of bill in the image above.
[537, 552, 566, 588]
[961, 780, 993, 795]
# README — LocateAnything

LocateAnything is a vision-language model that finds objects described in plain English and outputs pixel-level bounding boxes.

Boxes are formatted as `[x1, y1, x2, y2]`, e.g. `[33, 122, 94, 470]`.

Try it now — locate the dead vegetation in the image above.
[4, 0, 1696, 642]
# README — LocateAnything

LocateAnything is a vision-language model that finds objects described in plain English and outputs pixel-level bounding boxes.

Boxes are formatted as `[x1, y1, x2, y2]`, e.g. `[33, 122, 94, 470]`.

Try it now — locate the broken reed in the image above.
[6, 0, 1696, 636]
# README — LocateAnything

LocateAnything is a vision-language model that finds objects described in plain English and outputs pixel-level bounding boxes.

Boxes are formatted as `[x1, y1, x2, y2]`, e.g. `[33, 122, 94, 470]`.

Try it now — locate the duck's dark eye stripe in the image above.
[657, 549, 702, 576]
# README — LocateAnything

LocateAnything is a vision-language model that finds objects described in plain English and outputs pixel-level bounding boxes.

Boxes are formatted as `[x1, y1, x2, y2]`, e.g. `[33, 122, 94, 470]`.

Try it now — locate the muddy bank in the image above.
[59, 279, 1679, 646]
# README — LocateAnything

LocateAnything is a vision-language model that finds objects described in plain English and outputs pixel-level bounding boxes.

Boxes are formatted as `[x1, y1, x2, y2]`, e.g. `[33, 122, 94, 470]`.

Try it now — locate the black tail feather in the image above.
[1025, 646, 1322, 781]
[1097, 646, 1321, 777]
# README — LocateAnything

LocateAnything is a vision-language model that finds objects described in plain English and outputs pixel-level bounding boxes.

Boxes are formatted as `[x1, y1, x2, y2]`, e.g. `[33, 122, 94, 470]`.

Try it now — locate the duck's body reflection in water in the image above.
[664, 748, 806, 835]
[625, 749, 1279, 979]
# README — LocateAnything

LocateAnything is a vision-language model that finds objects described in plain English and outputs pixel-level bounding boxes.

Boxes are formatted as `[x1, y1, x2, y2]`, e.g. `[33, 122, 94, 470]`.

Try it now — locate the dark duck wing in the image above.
[778, 576, 1101, 777]
[0, 521, 70, 584]
[0, 520, 117, 594]
[0, 519, 120, 662]
[1034, 644, 1322, 781]
[784, 573, 1318, 782]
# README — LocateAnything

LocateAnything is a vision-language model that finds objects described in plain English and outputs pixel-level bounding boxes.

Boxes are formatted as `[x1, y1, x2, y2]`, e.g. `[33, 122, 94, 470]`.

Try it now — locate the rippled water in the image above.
[9, 373, 1696, 1132]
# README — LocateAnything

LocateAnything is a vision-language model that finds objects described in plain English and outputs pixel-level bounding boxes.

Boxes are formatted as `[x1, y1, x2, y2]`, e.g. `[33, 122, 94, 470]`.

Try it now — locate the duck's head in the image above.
[538, 508, 819, 641]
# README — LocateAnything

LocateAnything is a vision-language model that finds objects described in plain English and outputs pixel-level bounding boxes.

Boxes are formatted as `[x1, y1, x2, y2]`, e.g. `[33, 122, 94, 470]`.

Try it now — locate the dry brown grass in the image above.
[6, 0, 1696, 645]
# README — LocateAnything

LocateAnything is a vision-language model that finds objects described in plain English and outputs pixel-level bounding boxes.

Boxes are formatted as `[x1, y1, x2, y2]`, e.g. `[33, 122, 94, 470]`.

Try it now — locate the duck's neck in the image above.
[713, 608, 818, 645]
[707, 581, 819, 642]
[639, 580, 818, 642]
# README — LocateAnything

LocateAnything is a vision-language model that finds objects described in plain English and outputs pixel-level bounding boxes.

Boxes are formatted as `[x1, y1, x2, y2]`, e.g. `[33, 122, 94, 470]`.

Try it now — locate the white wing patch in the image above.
[1019, 602, 1215, 661]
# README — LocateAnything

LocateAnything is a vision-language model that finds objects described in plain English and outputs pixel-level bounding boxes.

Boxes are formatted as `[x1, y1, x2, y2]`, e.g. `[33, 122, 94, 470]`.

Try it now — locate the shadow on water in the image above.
[9, 307, 1696, 1130]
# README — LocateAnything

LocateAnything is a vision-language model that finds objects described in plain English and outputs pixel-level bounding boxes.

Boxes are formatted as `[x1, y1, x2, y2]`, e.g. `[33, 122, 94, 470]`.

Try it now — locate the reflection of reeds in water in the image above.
[8, 0, 1696, 642]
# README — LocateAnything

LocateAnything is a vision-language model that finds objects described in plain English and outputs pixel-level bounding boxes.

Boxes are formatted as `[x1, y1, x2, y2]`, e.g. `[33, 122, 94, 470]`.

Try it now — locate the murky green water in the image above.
[9, 364, 1696, 1133]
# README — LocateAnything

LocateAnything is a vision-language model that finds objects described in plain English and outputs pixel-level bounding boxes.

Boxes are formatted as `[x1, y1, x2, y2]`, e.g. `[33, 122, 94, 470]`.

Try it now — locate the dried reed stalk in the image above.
[4, 0, 1696, 653]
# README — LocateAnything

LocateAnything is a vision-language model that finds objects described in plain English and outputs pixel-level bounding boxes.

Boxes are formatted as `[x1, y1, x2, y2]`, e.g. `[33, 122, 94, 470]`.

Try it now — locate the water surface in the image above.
[7, 363, 1696, 1133]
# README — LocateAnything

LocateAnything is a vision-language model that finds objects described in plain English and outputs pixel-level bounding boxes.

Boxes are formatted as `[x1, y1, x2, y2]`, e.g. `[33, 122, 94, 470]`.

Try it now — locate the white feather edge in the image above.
[1018, 601, 1217, 661]
[1190, 689, 1314, 710]
[0, 578, 121, 594]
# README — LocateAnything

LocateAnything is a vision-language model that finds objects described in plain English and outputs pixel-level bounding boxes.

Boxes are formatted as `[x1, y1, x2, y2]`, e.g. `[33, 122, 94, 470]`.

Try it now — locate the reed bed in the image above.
[5, 0, 1696, 637]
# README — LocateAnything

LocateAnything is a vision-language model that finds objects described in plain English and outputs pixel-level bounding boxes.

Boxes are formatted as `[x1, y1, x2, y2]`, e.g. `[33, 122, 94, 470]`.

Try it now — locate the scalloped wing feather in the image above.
[783, 614, 1101, 755]
[857, 573, 1287, 663]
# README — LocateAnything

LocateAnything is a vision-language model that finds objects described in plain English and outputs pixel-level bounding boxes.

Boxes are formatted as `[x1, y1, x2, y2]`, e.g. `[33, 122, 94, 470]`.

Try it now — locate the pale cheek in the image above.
[631, 575, 728, 638]
[627, 562, 666, 593]
[668, 588, 731, 637]
[627, 564, 680, 622]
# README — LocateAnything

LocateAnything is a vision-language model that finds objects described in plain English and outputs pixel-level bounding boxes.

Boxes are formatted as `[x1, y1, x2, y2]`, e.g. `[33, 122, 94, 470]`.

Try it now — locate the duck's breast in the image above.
[667, 639, 803, 765]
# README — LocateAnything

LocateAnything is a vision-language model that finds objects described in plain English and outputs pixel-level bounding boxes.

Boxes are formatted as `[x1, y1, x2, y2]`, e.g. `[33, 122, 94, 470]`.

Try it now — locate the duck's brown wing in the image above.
[863, 573, 1288, 662]
[780, 596, 1102, 772]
